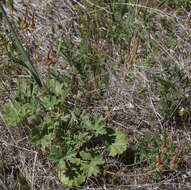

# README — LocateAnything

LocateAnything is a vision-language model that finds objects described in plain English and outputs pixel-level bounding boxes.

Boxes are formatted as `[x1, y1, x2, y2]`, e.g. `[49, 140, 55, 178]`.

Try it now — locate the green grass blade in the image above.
[120, 0, 129, 19]
[0, 4, 42, 87]
[129, 5, 136, 24]
[0, 59, 9, 64]
[10, 57, 26, 67]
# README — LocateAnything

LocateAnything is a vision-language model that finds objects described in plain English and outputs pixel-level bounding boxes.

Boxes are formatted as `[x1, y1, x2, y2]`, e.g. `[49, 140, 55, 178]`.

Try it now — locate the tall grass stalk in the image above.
[0, 4, 42, 87]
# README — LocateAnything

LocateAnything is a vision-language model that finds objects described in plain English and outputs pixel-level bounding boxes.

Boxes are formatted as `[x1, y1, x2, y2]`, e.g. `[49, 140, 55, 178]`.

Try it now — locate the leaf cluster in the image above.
[3, 79, 128, 187]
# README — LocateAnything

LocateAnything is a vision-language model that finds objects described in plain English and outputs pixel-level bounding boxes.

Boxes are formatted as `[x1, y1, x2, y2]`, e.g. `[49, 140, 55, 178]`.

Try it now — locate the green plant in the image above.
[129, 128, 188, 183]
[0, 4, 42, 87]
[3, 79, 128, 187]
[133, 129, 174, 167]
[155, 61, 191, 125]
[63, 0, 143, 89]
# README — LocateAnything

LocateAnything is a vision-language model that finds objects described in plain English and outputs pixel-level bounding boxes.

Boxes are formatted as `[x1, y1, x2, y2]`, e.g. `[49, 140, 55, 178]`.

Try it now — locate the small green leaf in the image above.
[80, 150, 104, 177]
[92, 115, 106, 135]
[60, 113, 70, 121]
[40, 134, 53, 149]
[58, 169, 86, 187]
[2, 102, 24, 126]
[82, 114, 106, 136]
[48, 146, 77, 163]
[48, 146, 64, 162]
[57, 158, 66, 169]
[42, 95, 58, 110]
[15, 82, 37, 103]
[81, 156, 104, 177]
[108, 130, 128, 157]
